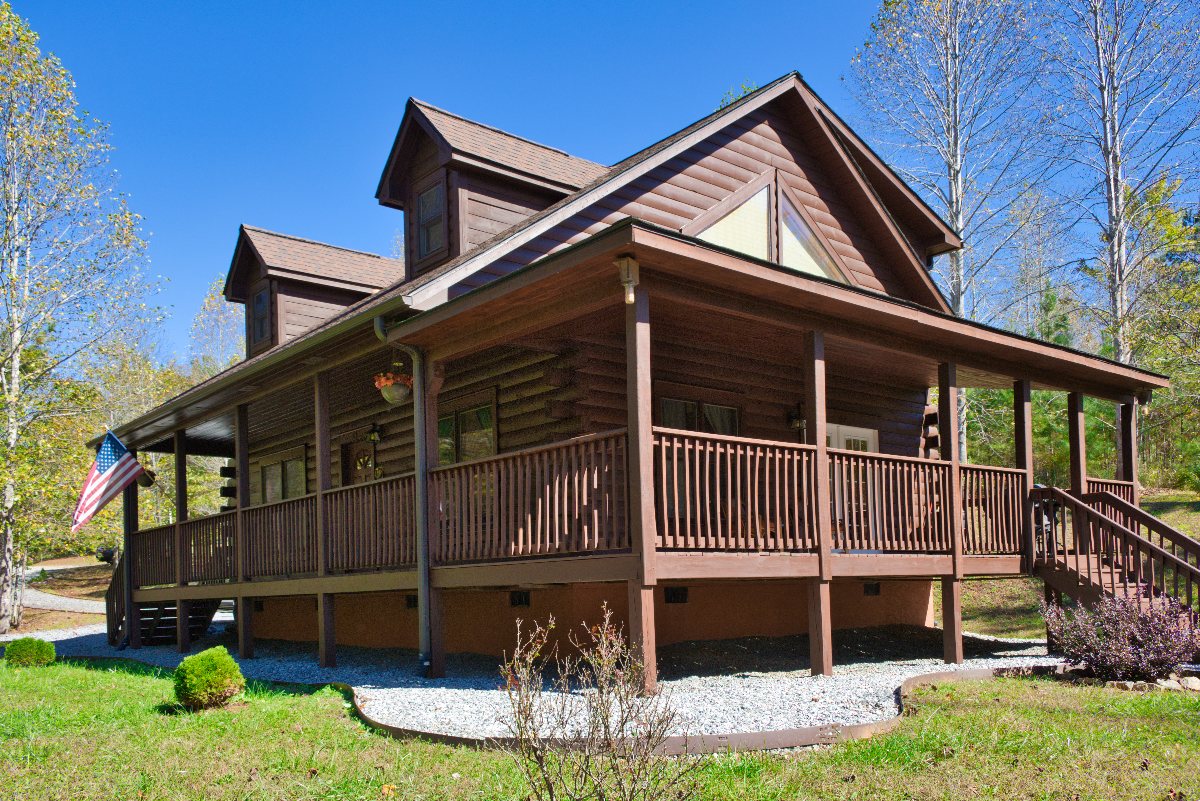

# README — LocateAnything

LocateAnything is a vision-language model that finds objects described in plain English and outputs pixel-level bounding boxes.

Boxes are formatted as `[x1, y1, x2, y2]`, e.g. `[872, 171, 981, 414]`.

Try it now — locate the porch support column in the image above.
[624, 269, 658, 693]
[174, 430, 189, 653]
[317, 592, 335, 668]
[803, 330, 833, 677]
[234, 404, 253, 658]
[314, 371, 331, 577]
[1014, 380, 1035, 571]
[122, 463, 140, 649]
[1118, 399, 1139, 504]
[938, 363, 964, 664]
[421, 360, 446, 678]
[1067, 392, 1087, 497]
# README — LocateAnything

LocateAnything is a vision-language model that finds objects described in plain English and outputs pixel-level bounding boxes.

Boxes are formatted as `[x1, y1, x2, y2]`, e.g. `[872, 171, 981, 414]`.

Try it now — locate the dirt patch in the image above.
[29, 564, 113, 601]
[10, 608, 104, 633]
[29, 555, 100, 570]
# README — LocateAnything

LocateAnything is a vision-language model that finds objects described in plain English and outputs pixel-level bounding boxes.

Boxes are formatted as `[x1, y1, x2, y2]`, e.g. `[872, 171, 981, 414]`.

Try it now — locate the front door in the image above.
[341, 441, 375, 486]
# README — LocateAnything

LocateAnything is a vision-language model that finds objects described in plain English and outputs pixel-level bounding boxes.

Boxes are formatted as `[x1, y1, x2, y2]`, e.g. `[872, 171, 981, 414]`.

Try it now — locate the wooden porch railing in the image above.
[1086, 477, 1136, 505]
[431, 429, 629, 564]
[243, 495, 318, 579]
[181, 512, 236, 583]
[130, 523, 175, 588]
[652, 428, 818, 551]
[326, 474, 418, 572]
[961, 465, 1026, 555]
[105, 552, 126, 646]
[829, 449, 954, 553]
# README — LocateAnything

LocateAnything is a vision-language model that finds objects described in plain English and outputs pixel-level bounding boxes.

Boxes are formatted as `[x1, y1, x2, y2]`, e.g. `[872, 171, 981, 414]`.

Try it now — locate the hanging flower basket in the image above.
[374, 371, 413, 405]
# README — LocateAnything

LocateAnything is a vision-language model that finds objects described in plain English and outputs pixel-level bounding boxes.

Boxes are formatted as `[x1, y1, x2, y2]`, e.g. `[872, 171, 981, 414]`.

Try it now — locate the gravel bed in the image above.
[3, 623, 1058, 740]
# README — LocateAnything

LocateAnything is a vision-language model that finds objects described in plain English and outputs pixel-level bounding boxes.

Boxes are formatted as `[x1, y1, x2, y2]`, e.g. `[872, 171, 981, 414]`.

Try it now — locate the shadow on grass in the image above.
[61, 655, 334, 702]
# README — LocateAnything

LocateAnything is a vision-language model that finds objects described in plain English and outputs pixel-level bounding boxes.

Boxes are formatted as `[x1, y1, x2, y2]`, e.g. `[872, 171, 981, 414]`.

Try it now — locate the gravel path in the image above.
[2, 623, 1058, 740]
[21, 587, 106, 614]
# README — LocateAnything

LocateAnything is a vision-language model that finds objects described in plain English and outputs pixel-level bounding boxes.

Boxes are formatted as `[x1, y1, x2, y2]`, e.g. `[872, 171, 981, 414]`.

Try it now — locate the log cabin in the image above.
[100, 73, 1192, 691]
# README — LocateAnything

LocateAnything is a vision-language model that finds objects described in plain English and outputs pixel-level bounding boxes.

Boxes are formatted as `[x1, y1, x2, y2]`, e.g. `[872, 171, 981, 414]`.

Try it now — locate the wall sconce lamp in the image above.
[615, 255, 639, 304]
[787, 406, 806, 432]
[366, 424, 381, 444]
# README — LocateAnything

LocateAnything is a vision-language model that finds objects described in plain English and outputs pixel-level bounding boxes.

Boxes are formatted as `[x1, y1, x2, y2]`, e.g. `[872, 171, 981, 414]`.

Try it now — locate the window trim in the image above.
[248, 280, 274, 352]
[777, 179, 852, 283]
[257, 445, 308, 504]
[410, 170, 449, 272]
[655, 385, 743, 437]
[436, 387, 499, 465]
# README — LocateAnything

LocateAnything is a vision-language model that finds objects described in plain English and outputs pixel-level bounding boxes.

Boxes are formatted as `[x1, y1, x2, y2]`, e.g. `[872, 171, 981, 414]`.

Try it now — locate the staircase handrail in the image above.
[1083, 490, 1200, 555]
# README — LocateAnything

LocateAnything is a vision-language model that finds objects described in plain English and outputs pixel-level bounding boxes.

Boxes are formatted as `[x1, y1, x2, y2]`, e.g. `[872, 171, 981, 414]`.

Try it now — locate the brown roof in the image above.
[412, 99, 609, 190]
[239, 226, 405, 292]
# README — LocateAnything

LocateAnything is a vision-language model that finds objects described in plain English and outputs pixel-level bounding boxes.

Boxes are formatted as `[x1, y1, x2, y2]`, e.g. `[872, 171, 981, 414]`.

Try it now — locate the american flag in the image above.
[71, 432, 144, 532]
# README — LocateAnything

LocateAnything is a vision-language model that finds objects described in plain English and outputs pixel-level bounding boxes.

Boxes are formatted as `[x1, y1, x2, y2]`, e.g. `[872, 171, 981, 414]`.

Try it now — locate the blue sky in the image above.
[19, 1, 878, 358]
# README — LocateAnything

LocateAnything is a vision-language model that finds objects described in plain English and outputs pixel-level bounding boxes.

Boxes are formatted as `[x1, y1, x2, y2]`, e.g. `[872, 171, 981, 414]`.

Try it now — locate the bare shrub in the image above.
[1042, 593, 1200, 681]
[498, 604, 698, 801]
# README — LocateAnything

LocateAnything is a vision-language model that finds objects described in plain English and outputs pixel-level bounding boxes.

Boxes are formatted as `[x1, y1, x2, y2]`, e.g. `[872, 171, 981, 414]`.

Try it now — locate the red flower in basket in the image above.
[373, 371, 413, 390]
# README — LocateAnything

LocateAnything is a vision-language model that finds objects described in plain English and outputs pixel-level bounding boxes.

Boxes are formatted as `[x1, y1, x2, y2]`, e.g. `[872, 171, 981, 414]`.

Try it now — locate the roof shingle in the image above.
[241, 226, 405, 291]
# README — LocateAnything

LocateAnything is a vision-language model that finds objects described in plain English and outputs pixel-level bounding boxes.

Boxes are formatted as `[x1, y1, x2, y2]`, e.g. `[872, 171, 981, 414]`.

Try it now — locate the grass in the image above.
[932, 576, 1045, 639]
[3, 659, 1199, 799]
[28, 564, 112, 601]
[1143, 489, 1200, 540]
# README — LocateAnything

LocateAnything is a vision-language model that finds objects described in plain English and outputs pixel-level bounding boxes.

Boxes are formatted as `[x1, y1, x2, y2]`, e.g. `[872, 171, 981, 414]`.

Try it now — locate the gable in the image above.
[446, 93, 948, 309]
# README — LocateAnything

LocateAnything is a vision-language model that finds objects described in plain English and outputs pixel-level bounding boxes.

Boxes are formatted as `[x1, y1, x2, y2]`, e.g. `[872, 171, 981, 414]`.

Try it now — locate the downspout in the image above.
[375, 316, 432, 667]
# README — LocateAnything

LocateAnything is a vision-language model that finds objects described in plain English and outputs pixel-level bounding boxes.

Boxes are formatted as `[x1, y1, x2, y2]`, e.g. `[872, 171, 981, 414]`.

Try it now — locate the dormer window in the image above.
[695, 177, 846, 283]
[251, 287, 271, 345]
[416, 180, 446, 261]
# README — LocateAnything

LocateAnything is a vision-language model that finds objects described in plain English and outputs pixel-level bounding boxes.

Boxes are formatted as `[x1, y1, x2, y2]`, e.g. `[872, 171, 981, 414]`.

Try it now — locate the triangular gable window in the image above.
[780, 194, 844, 281]
[697, 187, 770, 261]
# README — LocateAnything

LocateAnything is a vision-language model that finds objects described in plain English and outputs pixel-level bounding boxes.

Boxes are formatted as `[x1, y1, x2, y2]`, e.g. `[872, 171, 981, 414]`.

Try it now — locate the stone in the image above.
[1180, 676, 1200, 692]
[1156, 679, 1183, 691]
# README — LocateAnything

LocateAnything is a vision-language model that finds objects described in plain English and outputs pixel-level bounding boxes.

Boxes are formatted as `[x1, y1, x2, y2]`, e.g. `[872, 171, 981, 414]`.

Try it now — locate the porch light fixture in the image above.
[787, 406, 805, 431]
[615, 255, 639, 304]
[366, 424, 381, 443]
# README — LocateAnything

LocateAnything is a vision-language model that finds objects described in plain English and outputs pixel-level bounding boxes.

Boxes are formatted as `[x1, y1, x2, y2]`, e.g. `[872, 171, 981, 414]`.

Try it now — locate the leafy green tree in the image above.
[0, 3, 152, 631]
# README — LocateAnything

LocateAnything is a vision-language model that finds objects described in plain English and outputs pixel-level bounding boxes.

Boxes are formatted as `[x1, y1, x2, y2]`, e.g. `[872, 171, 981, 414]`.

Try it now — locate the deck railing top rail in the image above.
[653, 426, 818, 452]
[827, 447, 948, 467]
[430, 428, 628, 474]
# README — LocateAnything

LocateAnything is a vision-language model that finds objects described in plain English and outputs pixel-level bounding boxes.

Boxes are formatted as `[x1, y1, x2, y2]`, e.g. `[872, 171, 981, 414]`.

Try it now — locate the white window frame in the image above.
[827, 424, 879, 452]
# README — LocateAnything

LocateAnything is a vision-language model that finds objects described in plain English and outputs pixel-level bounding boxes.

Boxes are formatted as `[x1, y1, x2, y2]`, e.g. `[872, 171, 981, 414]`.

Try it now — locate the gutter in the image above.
[375, 315, 433, 668]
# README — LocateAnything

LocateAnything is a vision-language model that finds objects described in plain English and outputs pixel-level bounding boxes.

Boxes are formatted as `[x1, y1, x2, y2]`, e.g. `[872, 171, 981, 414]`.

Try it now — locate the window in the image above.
[261, 449, 306, 504]
[416, 181, 445, 260]
[697, 186, 770, 260]
[660, 398, 740, 436]
[780, 194, 844, 280]
[437, 400, 496, 465]
[693, 176, 846, 283]
[826, 424, 879, 452]
[251, 287, 271, 345]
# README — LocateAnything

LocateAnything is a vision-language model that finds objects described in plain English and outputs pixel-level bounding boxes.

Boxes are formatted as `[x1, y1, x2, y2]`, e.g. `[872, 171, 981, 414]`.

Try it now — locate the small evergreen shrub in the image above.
[173, 646, 245, 710]
[3, 637, 55, 667]
[1042, 594, 1200, 681]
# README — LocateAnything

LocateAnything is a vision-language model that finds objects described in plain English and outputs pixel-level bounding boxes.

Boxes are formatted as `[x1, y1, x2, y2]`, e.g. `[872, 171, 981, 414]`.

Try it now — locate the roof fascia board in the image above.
[398, 75, 804, 310]
[264, 267, 381, 294]
[374, 101, 454, 208]
[446, 152, 579, 194]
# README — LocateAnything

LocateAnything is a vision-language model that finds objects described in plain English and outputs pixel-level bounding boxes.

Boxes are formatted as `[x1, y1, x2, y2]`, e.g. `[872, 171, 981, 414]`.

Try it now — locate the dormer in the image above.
[375, 99, 608, 279]
[223, 226, 405, 359]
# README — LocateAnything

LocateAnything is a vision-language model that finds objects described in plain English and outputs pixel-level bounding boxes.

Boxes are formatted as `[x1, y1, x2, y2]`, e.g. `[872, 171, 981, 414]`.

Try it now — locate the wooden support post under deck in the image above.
[236, 597, 254, 659]
[422, 361, 446, 678]
[941, 578, 964, 664]
[122, 474, 140, 649]
[317, 593, 335, 668]
[1118, 399, 1139, 504]
[314, 372, 331, 577]
[803, 330, 834, 677]
[1014, 380, 1035, 570]
[628, 581, 657, 693]
[174, 431, 189, 652]
[807, 579, 833, 677]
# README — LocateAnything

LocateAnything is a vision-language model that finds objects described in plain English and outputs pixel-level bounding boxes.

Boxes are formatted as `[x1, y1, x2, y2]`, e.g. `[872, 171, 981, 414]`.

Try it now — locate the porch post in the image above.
[938, 363, 964, 664]
[422, 361, 446, 678]
[1014, 380, 1035, 571]
[234, 404, 253, 659]
[803, 330, 833, 677]
[1067, 392, 1087, 496]
[122, 463, 140, 649]
[314, 371, 333, 666]
[624, 272, 658, 693]
[1118, 399, 1139, 503]
[174, 430, 189, 653]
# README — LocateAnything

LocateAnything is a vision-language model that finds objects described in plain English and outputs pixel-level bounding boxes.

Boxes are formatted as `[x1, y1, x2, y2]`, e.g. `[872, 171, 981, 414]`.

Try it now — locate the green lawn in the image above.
[1143, 489, 1200, 539]
[2, 659, 1198, 799]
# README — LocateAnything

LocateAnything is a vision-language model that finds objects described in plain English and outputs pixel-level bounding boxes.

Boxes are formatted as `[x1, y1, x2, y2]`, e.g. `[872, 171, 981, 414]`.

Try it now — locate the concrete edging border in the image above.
[336, 664, 1066, 755]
